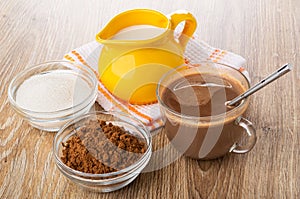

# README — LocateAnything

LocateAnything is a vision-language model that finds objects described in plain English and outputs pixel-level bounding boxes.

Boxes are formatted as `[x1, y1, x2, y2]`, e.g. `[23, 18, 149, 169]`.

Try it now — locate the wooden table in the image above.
[1, 0, 299, 198]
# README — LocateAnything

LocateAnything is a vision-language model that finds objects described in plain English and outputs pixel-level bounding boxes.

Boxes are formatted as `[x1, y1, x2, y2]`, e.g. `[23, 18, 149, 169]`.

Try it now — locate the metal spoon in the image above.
[227, 63, 292, 106]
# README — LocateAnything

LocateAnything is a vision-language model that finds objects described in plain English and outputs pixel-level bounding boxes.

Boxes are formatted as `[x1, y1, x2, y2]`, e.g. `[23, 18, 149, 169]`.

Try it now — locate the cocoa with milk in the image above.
[160, 72, 248, 159]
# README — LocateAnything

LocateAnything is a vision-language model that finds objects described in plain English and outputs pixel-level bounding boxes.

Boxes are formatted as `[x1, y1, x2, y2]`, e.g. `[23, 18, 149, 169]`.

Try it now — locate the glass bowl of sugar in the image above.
[8, 61, 98, 132]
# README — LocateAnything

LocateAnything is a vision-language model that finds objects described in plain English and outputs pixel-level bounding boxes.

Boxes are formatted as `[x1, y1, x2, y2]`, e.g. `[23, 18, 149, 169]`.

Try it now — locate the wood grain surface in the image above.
[0, 0, 299, 198]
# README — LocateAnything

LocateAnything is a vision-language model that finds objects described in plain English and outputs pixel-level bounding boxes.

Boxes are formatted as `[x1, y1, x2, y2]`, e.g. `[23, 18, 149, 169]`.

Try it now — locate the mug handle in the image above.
[169, 10, 197, 49]
[230, 117, 257, 154]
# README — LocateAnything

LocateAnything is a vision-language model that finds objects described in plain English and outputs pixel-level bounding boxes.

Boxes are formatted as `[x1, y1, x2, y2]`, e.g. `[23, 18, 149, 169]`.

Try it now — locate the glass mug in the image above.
[157, 62, 257, 160]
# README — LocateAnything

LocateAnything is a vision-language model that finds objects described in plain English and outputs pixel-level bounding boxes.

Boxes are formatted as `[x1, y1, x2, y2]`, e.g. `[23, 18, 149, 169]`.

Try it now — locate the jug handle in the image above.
[169, 10, 197, 49]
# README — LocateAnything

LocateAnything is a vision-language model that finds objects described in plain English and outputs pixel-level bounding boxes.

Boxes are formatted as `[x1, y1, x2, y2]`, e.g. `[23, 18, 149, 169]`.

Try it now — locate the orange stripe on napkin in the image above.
[64, 55, 75, 62]
[72, 50, 89, 68]
[97, 85, 128, 112]
[128, 106, 152, 123]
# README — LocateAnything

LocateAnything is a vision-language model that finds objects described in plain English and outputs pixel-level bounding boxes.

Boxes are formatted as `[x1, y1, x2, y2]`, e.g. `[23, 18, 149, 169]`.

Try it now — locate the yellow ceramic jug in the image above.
[96, 9, 197, 104]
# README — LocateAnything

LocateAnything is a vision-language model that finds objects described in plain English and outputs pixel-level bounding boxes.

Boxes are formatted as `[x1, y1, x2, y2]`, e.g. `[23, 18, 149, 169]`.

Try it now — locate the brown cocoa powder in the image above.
[61, 119, 147, 174]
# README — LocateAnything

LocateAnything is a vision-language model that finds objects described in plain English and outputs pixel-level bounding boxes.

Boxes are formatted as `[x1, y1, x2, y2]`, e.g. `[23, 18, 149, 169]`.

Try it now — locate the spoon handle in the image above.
[228, 63, 292, 106]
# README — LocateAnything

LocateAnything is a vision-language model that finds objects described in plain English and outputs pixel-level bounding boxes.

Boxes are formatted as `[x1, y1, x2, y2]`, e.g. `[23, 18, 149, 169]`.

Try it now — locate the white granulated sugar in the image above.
[16, 70, 91, 112]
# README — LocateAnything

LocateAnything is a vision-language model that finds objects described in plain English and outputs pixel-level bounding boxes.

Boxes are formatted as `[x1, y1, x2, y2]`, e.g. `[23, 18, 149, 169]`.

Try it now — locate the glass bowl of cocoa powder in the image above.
[53, 111, 152, 192]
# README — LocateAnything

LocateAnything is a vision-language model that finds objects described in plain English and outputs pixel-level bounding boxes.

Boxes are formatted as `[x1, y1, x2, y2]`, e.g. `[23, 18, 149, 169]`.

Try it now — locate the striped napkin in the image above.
[63, 34, 248, 132]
